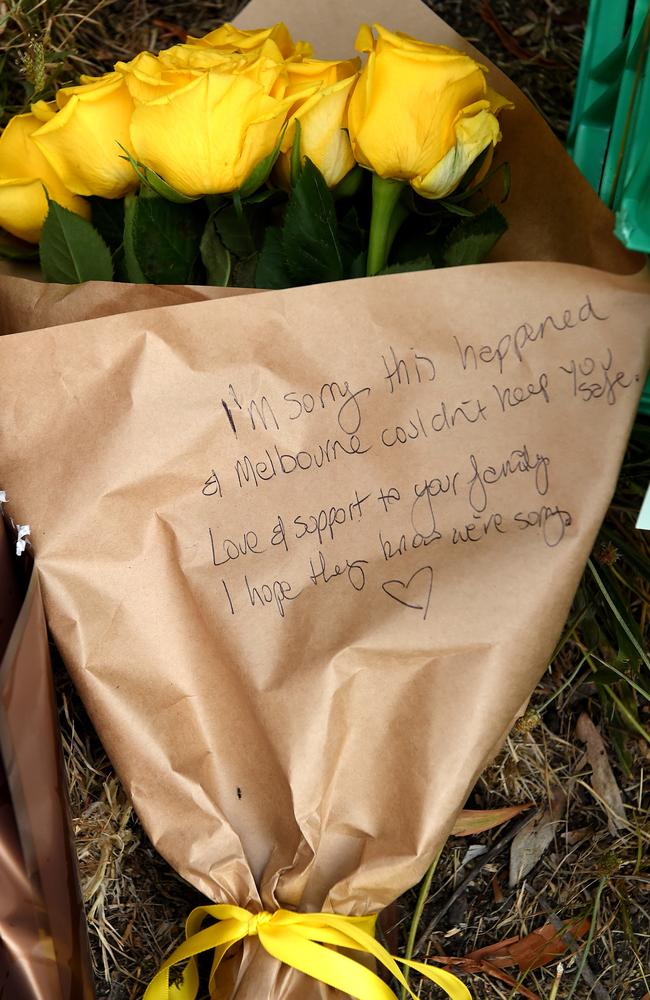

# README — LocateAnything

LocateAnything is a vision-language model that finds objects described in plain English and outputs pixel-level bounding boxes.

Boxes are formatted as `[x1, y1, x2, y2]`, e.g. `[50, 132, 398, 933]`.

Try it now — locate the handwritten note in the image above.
[193, 294, 642, 622]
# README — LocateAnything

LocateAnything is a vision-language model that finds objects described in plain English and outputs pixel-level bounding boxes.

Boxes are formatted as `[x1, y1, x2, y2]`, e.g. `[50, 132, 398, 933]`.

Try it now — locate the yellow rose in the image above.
[348, 24, 512, 199]
[115, 51, 194, 103]
[116, 44, 272, 102]
[129, 51, 295, 196]
[278, 56, 360, 99]
[32, 74, 137, 198]
[186, 22, 310, 59]
[0, 112, 89, 243]
[275, 59, 360, 188]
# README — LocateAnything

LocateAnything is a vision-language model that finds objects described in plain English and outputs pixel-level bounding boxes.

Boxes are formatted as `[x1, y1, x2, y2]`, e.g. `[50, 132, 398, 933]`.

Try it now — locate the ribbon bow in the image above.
[143, 903, 471, 1000]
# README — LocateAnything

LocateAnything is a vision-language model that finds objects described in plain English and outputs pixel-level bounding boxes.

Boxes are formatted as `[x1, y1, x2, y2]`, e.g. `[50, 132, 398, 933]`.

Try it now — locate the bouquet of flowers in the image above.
[1, 20, 514, 289]
[0, 1, 648, 999]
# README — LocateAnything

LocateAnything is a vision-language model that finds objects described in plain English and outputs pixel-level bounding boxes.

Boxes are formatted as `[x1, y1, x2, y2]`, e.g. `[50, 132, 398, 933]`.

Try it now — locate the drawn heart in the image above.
[381, 565, 433, 620]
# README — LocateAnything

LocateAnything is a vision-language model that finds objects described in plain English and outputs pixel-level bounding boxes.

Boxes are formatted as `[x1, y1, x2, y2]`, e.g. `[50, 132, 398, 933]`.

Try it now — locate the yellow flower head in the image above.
[129, 48, 296, 196]
[348, 24, 512, 198]
[0, 111, 89, 243]
[32, 74, 138, 198]
[186, 22, 311, 60]
[276, 58, 360, 189]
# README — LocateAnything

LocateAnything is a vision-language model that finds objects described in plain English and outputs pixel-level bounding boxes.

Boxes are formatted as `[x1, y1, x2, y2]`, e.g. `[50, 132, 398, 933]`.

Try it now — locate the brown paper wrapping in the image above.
[0, 260, 253, 336]
[0, 2, 649, 997]
[0, 514, 95, 999]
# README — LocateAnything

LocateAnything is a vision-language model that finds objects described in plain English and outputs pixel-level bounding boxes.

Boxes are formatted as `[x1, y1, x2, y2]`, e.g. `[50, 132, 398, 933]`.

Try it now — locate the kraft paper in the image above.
[0, 2, 648, 997]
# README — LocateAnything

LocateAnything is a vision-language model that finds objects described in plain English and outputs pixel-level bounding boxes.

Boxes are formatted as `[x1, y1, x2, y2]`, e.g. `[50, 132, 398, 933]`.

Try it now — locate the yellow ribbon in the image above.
[143, 903, 471, 1000]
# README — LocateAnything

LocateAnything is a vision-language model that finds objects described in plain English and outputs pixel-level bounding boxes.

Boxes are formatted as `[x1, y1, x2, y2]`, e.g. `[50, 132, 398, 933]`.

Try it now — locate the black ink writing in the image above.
[222, 399, 237, 436]
[381, 566, 433, 619]
[222, 579, 235, 615]
[455, 295, 607, 375]
[381, 346, 436, 393]
[283, 381, 372, 435]
[467, 446, 550, 514]
[247, 394, 280, 432]
[492, 372, 550, 412]
[381, 398, 488, 449]
[294, 490, 371, 546]
[452, 511, 506, 544]
[558, 349, 633, 405]
[234, 436, 371, 490]
[245, 573, 301, 618]
[377, 486, 401, 512]
[209, 526, 266, 567]
[202, 469, 223, 498]
[513, 505, 572, 547]
[411, 474, 458, 537]
[379, 525, 442, 560]
[308, 550, 368, 592]
[271, 515, 288, 552]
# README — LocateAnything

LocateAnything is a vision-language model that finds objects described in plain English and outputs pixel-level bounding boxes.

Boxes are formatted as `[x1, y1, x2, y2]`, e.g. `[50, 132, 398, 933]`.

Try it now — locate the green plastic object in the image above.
[568, 0, 650, 416]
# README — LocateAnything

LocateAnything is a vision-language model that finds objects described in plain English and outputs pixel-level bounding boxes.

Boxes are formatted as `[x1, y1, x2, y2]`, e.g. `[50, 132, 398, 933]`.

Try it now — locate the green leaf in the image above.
[500, 162, 511, 202]
[242, 187, 284, 207]
[338, 203, 365, 250]
[440, 200, 476, 218]
[117, 142, 198, 204]
[446, 158, 512, 205]
[455, 145, 491, 193]
[204, 194, 228, 214]
[378, 255, 432, 275]
[231, 254, 258, 288]
[123, 194, 147, 284]
[213, 202, 258, 258]
[348, 250, 367, 279]
[239, 123, 287, 199]
[132, 195, 206, 284]
[142, 168, 199, 204]
[256, 227, 290, 289]
[337, 203, 367, 277]
[39, 199, 113, 283]
[392, 215, 447, 268]
[442, 205, 507, 267]
[200, 218, 231, 287]
[588, 559, 650, 671]
[89, 196, 124, 253]
[283, 157, 343, 285]
[0, 227, 39, 260]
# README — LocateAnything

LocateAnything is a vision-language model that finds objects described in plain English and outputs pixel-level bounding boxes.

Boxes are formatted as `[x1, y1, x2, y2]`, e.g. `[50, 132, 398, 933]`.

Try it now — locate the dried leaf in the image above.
[575, 712, 626, 834]
[508, 918, 591, 971]
[452, 803, 533, 836]
[565, 826, 592, 846]
[509, 787, 566, 887]
[460, 844, 488, 868]
[467, 936, 521, 966]
[431, 955, 541, 999]
[465, 917, 590, 972]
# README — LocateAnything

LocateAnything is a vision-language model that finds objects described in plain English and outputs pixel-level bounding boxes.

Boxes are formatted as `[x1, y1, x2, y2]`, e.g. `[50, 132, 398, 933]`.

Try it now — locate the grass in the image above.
[393, 420, 649, 999]
[2, 0, 647, 997]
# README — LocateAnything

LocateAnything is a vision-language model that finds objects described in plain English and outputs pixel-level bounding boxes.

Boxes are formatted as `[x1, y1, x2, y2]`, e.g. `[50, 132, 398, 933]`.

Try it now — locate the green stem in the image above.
[565, 878, 607, 1000]
[399, 849, 441, 1000]
[367, 174, 407, 276]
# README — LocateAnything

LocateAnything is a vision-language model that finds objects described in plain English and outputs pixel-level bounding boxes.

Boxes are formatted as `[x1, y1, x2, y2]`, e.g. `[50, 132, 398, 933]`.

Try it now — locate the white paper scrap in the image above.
[636, 485, 650, 531]
[16, 524, 31, 556]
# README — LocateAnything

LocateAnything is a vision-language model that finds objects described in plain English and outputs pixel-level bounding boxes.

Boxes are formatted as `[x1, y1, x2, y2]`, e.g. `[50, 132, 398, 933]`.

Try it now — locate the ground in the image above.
[1, 1, 648, 998]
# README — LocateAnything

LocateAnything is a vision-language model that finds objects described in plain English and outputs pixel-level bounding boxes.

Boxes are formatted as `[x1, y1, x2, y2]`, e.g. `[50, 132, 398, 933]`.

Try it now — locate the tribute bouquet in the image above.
[0, 1, 648, 999]
[0, 20, 514, 289]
